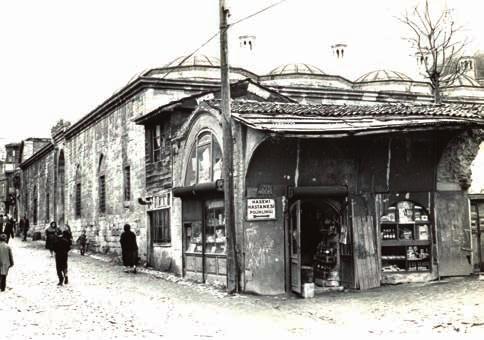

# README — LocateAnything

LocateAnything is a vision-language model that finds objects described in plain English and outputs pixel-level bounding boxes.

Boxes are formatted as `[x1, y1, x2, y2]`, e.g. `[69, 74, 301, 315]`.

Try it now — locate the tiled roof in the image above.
[206, 100, 484, 134]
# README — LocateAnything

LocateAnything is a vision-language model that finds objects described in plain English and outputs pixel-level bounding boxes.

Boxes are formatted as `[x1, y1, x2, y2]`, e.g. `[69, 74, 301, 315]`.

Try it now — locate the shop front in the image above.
[173, 130, 227, 286]
[234, 100, 483, 296]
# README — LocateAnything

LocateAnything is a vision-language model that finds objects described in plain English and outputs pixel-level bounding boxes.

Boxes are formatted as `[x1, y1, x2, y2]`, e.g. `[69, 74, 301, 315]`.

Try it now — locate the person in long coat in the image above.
[19, 216, 30, 241]
[0, 234, 14, 292]
[4, 218, 15, 244]
[120, 224, 138, 273]
[53, 230, 71, 286]
[45, 221, 58, 256]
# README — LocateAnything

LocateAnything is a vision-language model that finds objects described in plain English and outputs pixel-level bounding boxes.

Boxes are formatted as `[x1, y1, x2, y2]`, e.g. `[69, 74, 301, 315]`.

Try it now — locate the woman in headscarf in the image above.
[45, 221, 58, 257]
[120, 224, 138, 273]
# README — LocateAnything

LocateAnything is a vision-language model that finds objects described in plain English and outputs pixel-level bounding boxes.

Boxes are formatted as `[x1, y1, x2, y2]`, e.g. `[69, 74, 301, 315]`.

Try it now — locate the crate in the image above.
[301, 283, 315, 298]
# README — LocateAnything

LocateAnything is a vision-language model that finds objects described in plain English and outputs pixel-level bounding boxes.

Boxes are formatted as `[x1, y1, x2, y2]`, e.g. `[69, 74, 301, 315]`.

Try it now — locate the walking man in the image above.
[53, 230, 71, 286]
[20, 216, 29, 241]
[0, 234, 14, 292]
[4, 217, 15, 244]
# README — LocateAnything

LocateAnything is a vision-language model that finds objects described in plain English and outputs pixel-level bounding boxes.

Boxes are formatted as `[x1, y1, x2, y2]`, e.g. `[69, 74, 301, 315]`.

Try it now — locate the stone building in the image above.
[15, 50, 484, 294]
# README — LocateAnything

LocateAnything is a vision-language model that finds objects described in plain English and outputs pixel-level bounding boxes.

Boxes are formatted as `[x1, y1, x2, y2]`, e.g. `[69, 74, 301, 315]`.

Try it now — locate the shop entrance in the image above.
[289, 198, 353, 294]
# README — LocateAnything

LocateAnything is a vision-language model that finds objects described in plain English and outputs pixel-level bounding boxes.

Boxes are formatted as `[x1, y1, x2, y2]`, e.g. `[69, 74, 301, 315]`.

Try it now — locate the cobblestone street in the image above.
[1, 238, 484, 339]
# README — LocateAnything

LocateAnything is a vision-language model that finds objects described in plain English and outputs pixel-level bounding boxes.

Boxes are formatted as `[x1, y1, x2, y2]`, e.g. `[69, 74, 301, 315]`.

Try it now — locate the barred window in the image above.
[46, 192, 50, 222]
[150, 209, 170, 243]
[33, 186, 37, 225]
[124, 166, 131, 201]
[75, 183, 81, 217]
[99, 175, 106, 213]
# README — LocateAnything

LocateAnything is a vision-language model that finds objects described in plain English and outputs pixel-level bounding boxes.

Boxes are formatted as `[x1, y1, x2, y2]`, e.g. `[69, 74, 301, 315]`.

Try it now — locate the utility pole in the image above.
[219, 0, 238, 293]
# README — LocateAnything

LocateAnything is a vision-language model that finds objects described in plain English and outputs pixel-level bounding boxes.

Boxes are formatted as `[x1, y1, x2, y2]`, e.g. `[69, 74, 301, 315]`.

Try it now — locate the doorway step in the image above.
[314, 286, 344, 294]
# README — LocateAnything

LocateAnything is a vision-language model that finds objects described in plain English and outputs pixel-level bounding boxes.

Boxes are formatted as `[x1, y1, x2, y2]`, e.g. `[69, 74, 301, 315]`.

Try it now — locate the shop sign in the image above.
[148, 191, 171, 211]
[247, 198, 276, 220]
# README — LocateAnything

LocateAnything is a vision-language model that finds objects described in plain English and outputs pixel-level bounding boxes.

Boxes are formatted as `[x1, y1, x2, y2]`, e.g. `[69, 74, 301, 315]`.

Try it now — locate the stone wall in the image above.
[437, 129, 484, 191]
[63, 93, 148, 258]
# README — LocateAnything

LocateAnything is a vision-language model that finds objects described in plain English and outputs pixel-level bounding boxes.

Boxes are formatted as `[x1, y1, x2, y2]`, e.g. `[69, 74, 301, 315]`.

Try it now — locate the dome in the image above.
[356, 70, 413, 82]
[164, 54, 221, 68]
[269, 63, 326, 75]
[442, 74, 480, 87]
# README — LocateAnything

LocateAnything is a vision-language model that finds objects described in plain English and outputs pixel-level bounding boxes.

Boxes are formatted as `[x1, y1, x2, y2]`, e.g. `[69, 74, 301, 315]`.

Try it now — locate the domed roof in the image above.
[269, 63, 326, 75]
[442, 74, 480, 87]
[356, 70, 413, 82]
[164, 54, 221, 68]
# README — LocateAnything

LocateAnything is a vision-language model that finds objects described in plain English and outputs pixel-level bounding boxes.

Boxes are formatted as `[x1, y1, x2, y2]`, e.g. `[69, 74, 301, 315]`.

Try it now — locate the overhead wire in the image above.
[159, 0, 290, 80]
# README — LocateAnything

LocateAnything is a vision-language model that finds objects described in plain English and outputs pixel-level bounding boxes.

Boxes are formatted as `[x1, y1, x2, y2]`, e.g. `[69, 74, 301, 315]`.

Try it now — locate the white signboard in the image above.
[148, 191, 171, 211]
[247, 198, 276, 221]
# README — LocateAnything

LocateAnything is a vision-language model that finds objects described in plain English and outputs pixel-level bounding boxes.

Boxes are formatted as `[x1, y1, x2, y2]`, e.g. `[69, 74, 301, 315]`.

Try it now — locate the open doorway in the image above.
[290, 198, 352, 294]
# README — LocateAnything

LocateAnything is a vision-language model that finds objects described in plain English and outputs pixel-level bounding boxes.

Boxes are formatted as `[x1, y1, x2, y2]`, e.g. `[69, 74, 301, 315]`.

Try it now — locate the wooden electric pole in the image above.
[219, 0, 238, 293]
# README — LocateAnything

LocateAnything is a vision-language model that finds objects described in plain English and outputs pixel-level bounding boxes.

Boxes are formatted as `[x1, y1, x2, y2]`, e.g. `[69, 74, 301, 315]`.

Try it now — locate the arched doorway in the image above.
[57, 150, 65, 226]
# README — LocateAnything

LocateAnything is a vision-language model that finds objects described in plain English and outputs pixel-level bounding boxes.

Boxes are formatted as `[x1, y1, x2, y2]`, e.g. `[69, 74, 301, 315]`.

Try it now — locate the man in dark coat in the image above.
[4, 217, 15, 244]
[53, 230, 71, 286]
[19, 216, 29, 241]
[120, 224, 138, 273]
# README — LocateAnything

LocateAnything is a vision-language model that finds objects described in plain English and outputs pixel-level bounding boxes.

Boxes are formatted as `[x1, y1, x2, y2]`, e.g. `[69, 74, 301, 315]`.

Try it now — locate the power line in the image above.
[230, 0, 289, 27]
[160, 0, 290, 80]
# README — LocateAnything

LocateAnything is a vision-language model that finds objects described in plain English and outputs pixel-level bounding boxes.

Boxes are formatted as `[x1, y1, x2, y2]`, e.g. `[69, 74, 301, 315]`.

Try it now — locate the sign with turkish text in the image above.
[247, 198, 276, 221]
[148, 191, 171, 211]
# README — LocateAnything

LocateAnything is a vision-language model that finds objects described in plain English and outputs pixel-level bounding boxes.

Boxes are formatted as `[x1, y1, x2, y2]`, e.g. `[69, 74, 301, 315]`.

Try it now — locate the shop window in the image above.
[150, 209, 170, 243]
[184, 200, 226, 255]
[185, 132, 223, 186]
[123, 166, 131, 201]
[380, 200, 432, 273]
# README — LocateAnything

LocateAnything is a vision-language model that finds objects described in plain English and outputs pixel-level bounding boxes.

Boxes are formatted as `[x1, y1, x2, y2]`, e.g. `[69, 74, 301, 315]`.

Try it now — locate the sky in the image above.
[0, 0, 483, 148]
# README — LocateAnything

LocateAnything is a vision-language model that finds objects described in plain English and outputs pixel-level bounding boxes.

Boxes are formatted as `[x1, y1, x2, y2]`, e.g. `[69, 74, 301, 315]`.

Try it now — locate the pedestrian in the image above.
[4, 217, 15, 244]
[120, 224, 138, 273]
[45, 221, 58, 257]
[77, 229, 88, 256]
[0, 233, 14, 292]
[61, 223, 73, 245]
[19, 216, 29, 241]
[53, 230, 71, 286]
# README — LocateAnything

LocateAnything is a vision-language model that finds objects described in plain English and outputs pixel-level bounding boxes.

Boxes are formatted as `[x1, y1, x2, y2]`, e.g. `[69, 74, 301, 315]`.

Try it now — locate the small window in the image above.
[124, 166, 131, 201]
[150, 209, 171, 243]
[75, 183, 82, 217]
[152, 125, 164, 163]
[99, 176, 106, 213]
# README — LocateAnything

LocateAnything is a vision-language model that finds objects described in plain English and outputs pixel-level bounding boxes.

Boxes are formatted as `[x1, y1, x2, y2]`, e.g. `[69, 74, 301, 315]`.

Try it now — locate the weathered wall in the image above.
[20, 150, 55, 232]
[64, 93, 148, 258]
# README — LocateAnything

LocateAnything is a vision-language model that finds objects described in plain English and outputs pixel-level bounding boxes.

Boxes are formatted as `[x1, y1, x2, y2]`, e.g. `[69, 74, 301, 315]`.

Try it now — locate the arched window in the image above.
[185, 132, 222, 186]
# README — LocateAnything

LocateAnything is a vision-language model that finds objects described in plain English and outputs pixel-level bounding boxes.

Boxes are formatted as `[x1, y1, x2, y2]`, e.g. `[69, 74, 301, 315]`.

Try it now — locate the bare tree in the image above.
[400, 0, 469, 104]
